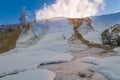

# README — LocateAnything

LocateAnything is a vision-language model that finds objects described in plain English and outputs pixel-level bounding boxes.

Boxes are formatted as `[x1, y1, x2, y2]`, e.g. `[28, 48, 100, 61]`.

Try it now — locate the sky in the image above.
[0, 0, 120, 24]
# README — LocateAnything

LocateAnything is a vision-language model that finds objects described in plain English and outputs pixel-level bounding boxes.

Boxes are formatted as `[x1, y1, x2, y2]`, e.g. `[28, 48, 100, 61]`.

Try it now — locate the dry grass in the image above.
[0, 23, 31, 54]
[68, 17, 93, 31]
[68, 18, 84, 31]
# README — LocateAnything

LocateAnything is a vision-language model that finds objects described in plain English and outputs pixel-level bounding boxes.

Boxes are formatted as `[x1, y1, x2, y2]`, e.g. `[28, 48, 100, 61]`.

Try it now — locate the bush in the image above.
[101, 24, 120, 48]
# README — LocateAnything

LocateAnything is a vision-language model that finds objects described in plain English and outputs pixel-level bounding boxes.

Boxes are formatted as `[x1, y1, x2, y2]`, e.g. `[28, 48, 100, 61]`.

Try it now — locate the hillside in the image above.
[1, 12, 120, 53]
[0, 23, 30, 53]
[0, 12, 120, 80]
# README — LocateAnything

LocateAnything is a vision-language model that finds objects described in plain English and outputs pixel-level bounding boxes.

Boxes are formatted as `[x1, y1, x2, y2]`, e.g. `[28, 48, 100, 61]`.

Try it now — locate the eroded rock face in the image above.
[101, 24, 120, 47]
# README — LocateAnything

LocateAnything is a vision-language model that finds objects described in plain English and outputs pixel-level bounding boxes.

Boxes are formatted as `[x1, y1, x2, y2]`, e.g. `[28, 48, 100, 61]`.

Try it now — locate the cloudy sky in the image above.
[0, 0, 120, 24]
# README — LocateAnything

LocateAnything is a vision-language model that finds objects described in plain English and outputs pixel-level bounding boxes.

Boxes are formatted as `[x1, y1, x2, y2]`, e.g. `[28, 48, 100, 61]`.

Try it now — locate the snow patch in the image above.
[0, 51, 73, 77]
[114, 47, 120, 53]
[0, 69, 56, 80]
[82, 57, 101, 65]
[84, 30, 102, 44]
[16, 22, 47, 48]
[0, 19, 73, 79]
[83, 56, 120, 80]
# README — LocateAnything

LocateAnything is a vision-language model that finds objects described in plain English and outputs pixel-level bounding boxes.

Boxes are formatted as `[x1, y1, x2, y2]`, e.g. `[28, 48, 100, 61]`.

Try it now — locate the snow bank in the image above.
[83, 56, 120, 80]
[0, 51, 73, 76]
[0, 19, 73, 79]
[81, 14, 120, 44]
[0, 69, 56, 80]
[82, 57, 101, 65]
[114, 47, 120, 53]
[83, 30, 102, 44]
[77, 19, 105, 44]
[15, 19, 73, 53]
[16, 22, 47, 48]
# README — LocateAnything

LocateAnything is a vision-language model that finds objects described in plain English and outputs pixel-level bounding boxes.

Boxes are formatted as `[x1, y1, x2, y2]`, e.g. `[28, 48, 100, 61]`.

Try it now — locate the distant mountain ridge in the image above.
[91, 12, 120, 29]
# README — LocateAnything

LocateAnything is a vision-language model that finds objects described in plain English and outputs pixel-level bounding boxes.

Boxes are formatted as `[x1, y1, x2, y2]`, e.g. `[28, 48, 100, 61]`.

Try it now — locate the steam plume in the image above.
[36, 0, 105, 21]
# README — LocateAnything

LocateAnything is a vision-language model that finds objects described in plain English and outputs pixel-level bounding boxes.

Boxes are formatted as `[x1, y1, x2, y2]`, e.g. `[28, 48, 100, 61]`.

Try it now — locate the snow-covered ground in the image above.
[82, 13, 120, 44]
[84, 30, 102, 44]
[0, 12, 120, 80]
[16, 22, 47, 48]
[0, 69, 56, 80]
[83, 54, 120, 80]
[114, 47, 120, 53]
[81, 15, 120, 80]
[80, 13, 120, 80]
[0, 19, 73, 80]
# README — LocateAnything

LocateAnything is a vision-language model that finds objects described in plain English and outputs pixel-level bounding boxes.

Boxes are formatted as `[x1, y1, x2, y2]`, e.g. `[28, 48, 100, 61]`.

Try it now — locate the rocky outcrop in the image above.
[101, 24, 120, 47]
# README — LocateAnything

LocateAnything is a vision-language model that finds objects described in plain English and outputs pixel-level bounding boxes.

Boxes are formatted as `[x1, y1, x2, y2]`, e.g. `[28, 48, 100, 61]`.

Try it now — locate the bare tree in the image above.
[33, 10, 37, 23]
[19, 7, 27, 25]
